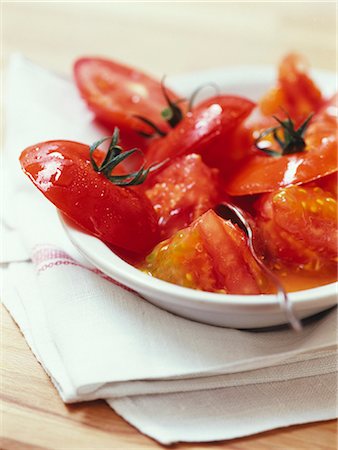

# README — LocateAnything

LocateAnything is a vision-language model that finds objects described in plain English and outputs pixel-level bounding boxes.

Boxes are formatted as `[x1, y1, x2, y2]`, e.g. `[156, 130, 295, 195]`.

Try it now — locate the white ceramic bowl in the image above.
[62, 66, 337, 329]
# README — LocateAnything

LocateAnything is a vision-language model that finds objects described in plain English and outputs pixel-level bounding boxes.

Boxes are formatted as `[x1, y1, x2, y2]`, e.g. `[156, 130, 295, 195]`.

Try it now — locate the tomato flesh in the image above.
[20, 141, 160, 254]
[145, 154, 224, 239]
[142, 210, 268, 294]
[255, 185, 337, 270]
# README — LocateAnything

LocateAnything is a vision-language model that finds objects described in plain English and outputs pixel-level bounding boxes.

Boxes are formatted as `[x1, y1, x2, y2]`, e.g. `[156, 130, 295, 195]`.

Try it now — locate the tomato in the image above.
[74, 57, 181, 136]
[259, 53, 324, 120]
[19, 140, 159, 254]
[226, 93, 338, 196]
[145, 95, 255, 166]
[255, 185, 337, 270]
[145, 154, 224, 239]
[143, 209, 268, 294]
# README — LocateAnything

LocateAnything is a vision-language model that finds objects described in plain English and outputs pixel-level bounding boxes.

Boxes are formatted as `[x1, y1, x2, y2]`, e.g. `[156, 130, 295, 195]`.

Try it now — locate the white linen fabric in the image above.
[1, 55, 337, 445]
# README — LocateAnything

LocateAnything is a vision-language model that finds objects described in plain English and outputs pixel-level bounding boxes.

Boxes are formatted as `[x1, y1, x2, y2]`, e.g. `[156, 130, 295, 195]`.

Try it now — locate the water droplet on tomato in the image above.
[36, 159, 73, 190]
[195, 120, 207, 130]
[195, 242, 203, 253]
[49, 151, 65, 159]
[321, 136, 335, 145]
[131, 95, 141, 104]
[282, 158, 304, 185]
[208, 103, 222, 116]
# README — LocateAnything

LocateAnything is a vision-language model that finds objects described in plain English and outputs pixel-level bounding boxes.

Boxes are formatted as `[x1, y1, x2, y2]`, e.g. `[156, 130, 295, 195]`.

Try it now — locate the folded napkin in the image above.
[2, 54, 337, 445]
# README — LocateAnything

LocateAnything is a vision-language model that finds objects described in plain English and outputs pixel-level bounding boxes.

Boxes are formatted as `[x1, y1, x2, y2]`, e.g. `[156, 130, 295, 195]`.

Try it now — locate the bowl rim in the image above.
[61, 215, 338, 310]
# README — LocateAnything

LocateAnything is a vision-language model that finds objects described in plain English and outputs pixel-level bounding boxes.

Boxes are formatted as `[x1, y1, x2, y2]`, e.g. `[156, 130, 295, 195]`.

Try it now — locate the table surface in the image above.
[2, 2, 337, 449]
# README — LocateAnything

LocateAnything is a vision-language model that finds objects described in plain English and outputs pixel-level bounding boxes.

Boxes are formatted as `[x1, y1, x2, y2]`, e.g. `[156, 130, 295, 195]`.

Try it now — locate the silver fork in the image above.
[215, 202, 302, 332]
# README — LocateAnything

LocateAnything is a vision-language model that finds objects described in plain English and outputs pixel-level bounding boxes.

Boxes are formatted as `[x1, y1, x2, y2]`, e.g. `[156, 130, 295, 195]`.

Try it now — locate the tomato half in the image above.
[145, 154, 224, 239]
[143, 209, 268, 294]
[255, 185, 337, 270]
[145, 95, 255, 166]
[74, 57, 181, 135]
[226, 93, 338, 196]
[20, 141, 159, 254]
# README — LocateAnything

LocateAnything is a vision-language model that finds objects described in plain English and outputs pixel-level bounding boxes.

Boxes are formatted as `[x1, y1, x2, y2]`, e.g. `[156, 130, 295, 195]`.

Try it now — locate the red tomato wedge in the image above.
[143, 210, 268, 294]
[145, 95, 255, 165]
[278, 53, 324, 118]
[19, 141, 159, 254]
[226, 93, 338, 196]
[145, 154, 224, 239]
[74, 57, 181, 135]
[256, 185, 338, 270]
[259, 53, 324, 120]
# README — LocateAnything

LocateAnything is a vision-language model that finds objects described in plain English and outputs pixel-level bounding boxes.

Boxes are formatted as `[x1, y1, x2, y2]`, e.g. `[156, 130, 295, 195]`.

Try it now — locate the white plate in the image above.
[61, 66, 337, 329]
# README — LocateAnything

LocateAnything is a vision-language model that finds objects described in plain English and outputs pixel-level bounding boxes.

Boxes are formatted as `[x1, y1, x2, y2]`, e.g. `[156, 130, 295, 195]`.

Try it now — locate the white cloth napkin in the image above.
[2, 54, 337, 445]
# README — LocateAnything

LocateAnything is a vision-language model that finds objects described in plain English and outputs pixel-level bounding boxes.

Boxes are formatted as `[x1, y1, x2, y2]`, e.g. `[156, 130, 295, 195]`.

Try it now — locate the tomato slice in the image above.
[145, 154, 224, 239]
[74, 57, 181, 135]
[145, 95, 255, 165]
[255, 185, 337, 270]
[259, 53, 324, 120]
[143, 209, 268, 294]
[226, 94, 338, 196]
[19, 140, 159, 254]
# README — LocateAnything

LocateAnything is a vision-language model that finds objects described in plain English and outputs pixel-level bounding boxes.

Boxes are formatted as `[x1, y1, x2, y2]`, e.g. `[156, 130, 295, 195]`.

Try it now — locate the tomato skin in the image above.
[74, 57, 181, 136]
[145, 154, 225, 239]
[255, 185, 337, 270]
[226, 94, 338, 196]
[145, 95, 255, 165]
[19, 141, 160, 255]
[143, 210, 268, 294]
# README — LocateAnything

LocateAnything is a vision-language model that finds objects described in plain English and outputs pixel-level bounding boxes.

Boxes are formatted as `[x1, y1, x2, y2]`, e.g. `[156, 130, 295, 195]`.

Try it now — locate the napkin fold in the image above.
[2, 54, 337, 445]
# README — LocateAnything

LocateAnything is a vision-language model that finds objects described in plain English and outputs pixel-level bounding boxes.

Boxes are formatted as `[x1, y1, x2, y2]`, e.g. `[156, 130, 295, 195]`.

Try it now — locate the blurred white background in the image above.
[2, 1, 336, 77]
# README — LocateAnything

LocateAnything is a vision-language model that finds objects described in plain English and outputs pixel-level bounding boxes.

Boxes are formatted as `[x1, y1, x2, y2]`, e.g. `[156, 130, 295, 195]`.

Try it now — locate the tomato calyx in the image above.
[160, 77, 185, 128]
[135, 79, 220, 138]
[255, 111, 313, 157]
[187, 82, 220, 111]
[90, 127, 165, 186]
[134, 78, 185, 138]
[133, 114, 168, 138]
